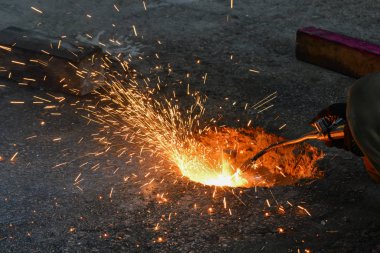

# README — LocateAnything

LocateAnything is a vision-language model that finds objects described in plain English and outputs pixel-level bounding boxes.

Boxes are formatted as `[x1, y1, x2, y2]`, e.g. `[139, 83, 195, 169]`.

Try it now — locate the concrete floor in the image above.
[0, 0, 380, 252]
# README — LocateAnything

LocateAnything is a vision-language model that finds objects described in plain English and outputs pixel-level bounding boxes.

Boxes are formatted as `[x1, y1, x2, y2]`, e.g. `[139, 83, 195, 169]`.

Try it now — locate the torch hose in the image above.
[240, 128, 345, 172]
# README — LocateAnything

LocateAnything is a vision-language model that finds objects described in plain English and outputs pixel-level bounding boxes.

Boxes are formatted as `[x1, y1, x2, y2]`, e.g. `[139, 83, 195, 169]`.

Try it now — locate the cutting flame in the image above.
[172, 150, 248, 187]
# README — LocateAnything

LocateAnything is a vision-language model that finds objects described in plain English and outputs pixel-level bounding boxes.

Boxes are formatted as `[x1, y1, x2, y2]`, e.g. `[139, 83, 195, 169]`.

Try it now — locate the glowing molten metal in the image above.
[175, 127, 323, 188]
[173, 152, 248, 187]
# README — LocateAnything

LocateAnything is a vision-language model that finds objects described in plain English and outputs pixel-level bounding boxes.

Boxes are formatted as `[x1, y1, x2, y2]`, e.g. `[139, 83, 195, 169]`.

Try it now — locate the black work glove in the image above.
[310, 103, 363, 157]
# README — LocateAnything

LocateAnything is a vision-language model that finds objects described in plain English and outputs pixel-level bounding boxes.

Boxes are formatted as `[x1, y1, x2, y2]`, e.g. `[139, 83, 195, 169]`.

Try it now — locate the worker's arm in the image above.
[310, 103, 380, 183]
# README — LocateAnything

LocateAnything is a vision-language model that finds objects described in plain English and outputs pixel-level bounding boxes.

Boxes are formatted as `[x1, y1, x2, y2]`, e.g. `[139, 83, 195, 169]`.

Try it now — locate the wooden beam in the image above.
[296, 27, 380, 78]
[0, 26, 104, 95]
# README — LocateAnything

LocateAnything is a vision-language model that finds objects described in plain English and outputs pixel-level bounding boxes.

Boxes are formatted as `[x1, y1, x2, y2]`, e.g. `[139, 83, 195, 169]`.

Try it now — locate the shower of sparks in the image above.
[1, 2, 322, 218]
[83, 58, 249, 188]
[80, 53, 322, 189]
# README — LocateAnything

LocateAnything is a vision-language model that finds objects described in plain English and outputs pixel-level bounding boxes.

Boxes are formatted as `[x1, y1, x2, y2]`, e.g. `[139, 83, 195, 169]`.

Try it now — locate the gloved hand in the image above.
[310, 103, 363, 156]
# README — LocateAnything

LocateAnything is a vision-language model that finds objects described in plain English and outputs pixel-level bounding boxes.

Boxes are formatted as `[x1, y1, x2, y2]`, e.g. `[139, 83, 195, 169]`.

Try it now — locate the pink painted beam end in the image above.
[296, 27, 380, 78]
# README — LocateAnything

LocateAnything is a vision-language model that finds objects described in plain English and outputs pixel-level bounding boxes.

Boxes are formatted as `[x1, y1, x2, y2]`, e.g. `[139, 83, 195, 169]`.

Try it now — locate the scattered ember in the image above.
[30, 6, 43, 14]
[156, 237, 165, 243]
[9, 152, 18, 162]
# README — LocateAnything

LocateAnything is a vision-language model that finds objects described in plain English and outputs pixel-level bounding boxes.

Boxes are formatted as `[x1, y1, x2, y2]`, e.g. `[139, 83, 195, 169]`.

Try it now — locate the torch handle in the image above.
[316, 128, 345, 141]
